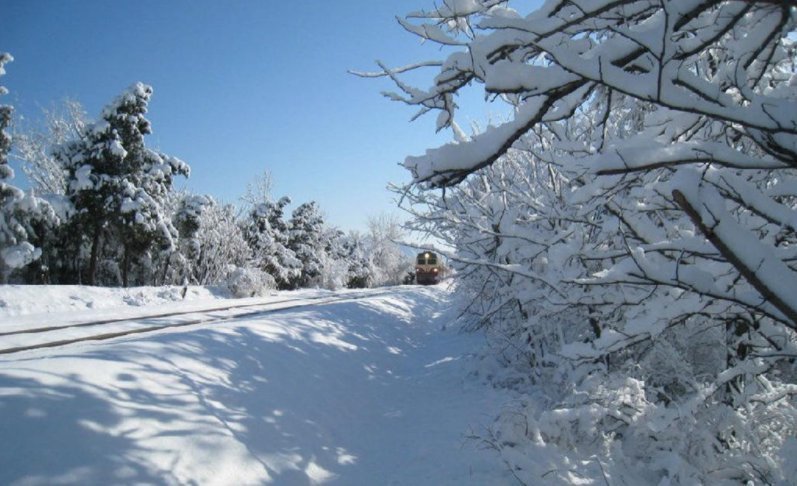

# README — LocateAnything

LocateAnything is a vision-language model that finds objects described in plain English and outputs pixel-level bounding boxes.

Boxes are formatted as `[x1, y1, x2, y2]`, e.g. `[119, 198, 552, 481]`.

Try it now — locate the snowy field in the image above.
[0, 285, 515, 485]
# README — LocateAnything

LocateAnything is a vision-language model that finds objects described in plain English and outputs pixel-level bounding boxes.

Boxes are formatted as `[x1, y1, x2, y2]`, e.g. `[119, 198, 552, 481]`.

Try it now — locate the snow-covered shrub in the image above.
[373, 0, 797, 482]
[366, 213, 412, 287]
[484, 358, 797, 485]
[192, 199, 251, 285]
[316, 250, 349, 290]
[224, 265, 274, 298]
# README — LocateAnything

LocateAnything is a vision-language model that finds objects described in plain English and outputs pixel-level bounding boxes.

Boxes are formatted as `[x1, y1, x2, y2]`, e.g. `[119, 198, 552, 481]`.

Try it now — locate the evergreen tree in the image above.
[53, 83, 189, 286]
[174, 194, 209, 262]
[287, 201, 325, 288]
[167, 193, 211, 284]
[244, 196, 300, 289]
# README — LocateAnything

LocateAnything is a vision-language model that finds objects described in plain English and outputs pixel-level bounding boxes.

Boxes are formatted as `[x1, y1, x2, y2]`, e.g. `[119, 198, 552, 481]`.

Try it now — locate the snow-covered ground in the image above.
[0, 285, 515, 485]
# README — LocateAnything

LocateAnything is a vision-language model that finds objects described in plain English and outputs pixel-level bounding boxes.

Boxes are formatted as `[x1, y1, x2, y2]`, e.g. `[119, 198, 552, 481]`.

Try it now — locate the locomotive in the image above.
[415, 251, 444, 285]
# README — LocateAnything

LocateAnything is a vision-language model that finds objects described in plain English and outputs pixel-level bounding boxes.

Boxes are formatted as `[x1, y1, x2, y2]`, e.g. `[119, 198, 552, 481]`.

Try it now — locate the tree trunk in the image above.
[122, 244, 130, 288]
[160, 254, 171, 286]
[88, 224, 102, 286]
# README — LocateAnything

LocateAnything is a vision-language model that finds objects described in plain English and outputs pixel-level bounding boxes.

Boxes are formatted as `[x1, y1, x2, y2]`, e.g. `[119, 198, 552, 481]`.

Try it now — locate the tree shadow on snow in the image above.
[0, 373, 180, 485]
[0, 288, 460, 485]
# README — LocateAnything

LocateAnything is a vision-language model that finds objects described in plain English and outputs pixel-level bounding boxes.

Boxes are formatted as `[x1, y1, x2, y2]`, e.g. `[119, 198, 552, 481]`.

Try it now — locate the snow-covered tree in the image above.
[287, 201, 326, 289]
[0, 53, 57, 282]
[341, 231, 375, 288]
[156, 192, 209, 285]
[13, 99, 87, 195]
[9, 100, 85, 283]
[53, 83, 189, 286]
[370, 1, 797, 482]
[192, 199, 251, 285]
[243, 195, 301, 289]
[240, 169, 274, 212]
[174, 193, 210, 263]
[315, 226, 351, 290]
[371, 0, 797, 329]
[366, 213, 412, 287]
[0, 52, 29, 278]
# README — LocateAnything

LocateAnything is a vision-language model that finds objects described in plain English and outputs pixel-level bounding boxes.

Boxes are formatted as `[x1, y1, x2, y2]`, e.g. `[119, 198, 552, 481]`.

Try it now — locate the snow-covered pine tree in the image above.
[162, 192, 209, 285]
[0, 53, 57, 283]
[243, 195, 301, 289]
[287, 201, 325, 289]
[53, 83, 189, 286]
[174, 194, 209, 262]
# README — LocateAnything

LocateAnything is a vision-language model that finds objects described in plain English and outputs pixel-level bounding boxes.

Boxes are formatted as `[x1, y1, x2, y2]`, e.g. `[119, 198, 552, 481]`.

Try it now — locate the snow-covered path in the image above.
[0, 286, 514, 485]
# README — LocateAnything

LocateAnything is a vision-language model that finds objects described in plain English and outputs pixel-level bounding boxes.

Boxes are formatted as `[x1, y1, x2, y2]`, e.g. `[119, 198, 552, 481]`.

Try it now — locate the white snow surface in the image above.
[0, 285, 514, 485]
[0, 284, 228, 318]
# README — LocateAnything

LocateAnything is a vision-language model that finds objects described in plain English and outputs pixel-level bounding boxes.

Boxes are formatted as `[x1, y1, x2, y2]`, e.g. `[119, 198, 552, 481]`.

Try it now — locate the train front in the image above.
[415, 251, 441, 285]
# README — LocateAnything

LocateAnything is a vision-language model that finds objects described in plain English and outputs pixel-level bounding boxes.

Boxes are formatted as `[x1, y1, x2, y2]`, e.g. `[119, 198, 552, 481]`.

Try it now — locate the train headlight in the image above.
[432, 268, 438, 273]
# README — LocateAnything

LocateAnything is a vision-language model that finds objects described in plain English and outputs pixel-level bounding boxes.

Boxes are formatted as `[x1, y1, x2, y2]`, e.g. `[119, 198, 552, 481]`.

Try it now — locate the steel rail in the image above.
[0, 290, 392, 356]
[0, 295, 329, 338]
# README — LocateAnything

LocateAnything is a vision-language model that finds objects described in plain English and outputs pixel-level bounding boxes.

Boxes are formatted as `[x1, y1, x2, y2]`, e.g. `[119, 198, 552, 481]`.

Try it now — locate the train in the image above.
[414, 251, 445, 285]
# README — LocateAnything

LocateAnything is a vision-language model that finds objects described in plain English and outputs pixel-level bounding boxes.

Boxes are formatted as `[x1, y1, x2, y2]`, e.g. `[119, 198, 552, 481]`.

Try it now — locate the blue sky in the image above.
[1, 0, 509, 231]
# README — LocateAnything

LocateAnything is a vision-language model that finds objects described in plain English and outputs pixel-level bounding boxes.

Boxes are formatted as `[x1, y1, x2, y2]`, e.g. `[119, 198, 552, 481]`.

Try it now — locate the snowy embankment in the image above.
[0, 285, 515, 485]
[0, 284, 228, 317]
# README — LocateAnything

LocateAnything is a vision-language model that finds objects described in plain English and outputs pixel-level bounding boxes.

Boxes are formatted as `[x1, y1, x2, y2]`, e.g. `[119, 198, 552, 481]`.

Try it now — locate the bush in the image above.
[224, 266, 274, 298]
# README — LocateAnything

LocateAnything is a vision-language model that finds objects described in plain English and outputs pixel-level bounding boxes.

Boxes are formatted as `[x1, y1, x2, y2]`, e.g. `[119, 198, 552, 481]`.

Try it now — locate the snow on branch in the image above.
[591, 142, 790, 175]
[405, 81, 586, 186]
[672, 177, 797, 330]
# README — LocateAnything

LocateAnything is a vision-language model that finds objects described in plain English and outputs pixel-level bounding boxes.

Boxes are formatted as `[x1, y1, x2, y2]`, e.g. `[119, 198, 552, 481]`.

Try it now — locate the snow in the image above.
[0, 285, 515, 484]
[0, 284, 226, 318]
[107, 139, 127, 158]
[0, 242, 40, 270]
[70, 164, 94, 191]
[0, 52, 12, 77]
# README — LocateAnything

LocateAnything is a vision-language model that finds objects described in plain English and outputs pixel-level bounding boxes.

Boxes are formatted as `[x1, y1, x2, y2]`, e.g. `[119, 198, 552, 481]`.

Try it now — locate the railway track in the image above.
[0, 290, 391, 356]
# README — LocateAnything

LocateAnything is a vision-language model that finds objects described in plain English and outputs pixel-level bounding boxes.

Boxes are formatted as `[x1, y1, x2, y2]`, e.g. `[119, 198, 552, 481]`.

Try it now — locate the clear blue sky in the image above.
[1, 0, 508, 231]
